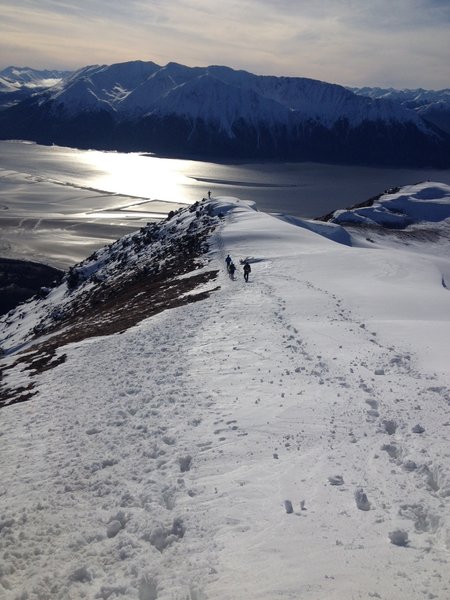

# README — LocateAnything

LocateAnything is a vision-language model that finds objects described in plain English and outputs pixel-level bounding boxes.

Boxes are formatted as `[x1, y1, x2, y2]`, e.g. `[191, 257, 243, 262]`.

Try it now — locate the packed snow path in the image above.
[1, 195, 450, 599]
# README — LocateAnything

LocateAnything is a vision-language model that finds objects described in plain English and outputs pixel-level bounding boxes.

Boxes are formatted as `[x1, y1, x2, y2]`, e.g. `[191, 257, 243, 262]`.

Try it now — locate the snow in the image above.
[0, 67, 70, 90]
[26, 60, 427, 131]
[351, 85, 450, 109]
[350, 86, 450, 134]
[143, 64, 427, 129]
[1, 187, 450, 599]
[0, 77, 20, 93]
[332, 181, 450, 227]
[149, 76, 291, 136]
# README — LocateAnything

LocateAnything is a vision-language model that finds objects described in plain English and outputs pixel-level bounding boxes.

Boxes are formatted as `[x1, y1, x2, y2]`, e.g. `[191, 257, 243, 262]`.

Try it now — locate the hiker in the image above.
[225, 255, 232, 270]
[229, 262, 236, 278]
[243, 261, 251, 282]
[208, 190, 211, 199]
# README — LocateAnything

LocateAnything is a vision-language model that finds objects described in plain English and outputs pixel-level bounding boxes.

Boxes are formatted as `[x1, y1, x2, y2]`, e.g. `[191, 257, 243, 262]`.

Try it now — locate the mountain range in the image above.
[0, 61, 449, 166]
[350, 86, 450, 135]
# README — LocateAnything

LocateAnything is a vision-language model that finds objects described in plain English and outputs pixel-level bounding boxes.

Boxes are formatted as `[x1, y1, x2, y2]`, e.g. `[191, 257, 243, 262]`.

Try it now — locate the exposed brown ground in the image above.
[0, 265, 219, 408]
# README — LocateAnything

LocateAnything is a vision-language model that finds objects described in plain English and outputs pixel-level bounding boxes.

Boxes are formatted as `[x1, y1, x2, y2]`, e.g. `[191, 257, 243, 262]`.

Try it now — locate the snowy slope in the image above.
[0, 67, 72, 110]
[49, 60, 426, 130]
[0, 66, 70, 89]
[207, 66, 424, 128]
[0, 77, 20, 93]
[0, 63, 441, 130]
[149, 75, 291, 135]
[1, 188, 450, 599]
[52, 61, 161, 112]
[330, 181, 450, 227]
[351, 86, 450, 105]
[351, 86, 450, 134]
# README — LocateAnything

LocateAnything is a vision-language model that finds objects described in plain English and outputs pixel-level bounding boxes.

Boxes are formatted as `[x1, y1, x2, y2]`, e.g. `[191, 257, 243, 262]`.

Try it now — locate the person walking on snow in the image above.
[225, 255, 232, 270]
[208, 190, 211, 199]
[243, 261, 251, 282]
[228, 262, 236, 278]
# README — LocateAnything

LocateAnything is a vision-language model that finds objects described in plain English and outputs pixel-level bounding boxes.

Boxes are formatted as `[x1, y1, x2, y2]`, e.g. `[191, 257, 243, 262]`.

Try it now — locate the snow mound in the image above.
[277, 214, 352, 245]
[331, 182, 450, 227]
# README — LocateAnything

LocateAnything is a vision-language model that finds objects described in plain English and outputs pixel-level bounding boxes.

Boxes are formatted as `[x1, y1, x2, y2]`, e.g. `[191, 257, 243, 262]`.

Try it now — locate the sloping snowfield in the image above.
[1, 186, 450, 599]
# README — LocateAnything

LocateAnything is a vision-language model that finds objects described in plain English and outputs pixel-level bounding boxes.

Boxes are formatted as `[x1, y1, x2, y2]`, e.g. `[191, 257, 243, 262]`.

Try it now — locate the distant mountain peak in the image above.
[351, 85, 450, 135]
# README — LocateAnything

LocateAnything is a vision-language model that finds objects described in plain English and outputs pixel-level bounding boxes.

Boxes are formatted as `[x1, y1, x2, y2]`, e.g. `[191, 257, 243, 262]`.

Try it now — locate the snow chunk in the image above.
[178, 455, 192, 472]
[354, 488, 371, 511]
[69, 565, 92, 583]
[412, 424, 425, 434]
[388, 529, 409, 547]
[106, 520, 123, 539]
[106, 511, 127, 538]
[138, 575, 158, 600]
[328, 475, 344, 486]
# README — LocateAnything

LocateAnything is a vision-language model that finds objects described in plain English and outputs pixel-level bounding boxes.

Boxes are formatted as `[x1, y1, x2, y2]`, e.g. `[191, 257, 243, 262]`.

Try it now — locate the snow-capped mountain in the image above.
[0, 66, 70, 88]
[351, 86, 450, 135]
[0, 61, 449, 166]
[53, 61, 161, 110]
[1, 184, 450, 599]
[0, 66, 71, 109]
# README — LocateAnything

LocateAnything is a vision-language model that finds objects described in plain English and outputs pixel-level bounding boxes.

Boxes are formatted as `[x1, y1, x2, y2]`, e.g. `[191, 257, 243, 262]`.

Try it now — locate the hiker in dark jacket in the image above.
[228, 262, 236, 278]
[225, 254, 232, 270]
[243, 261, 251, 282]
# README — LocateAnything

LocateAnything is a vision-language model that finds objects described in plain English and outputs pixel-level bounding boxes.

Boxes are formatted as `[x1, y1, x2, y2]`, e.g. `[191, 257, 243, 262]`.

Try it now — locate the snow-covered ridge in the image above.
[0, 66, 70, 90]
[2, 183, 450, 361]
[0, 61, 427, 129]
[351, 86, 450, 134]
[1, 185, 450, 599]
[0, 66, 72, 110]
[47, 61, 426, 130]
[350, 86, 450, 105]
[327, 181, 450, 227]
[0, 76, 20, 93]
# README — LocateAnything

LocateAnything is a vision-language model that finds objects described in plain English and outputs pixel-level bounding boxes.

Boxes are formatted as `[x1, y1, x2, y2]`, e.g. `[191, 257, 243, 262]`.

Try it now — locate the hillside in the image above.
[1, 186, 450, 599]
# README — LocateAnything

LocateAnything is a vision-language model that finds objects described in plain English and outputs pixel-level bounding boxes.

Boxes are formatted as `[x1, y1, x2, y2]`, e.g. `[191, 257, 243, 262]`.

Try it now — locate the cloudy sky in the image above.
[1, 0, 449, 89]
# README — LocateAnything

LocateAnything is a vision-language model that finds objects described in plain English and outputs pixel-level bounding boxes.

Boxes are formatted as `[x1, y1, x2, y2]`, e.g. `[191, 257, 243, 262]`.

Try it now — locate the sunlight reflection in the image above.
[81, 150, 195, 201]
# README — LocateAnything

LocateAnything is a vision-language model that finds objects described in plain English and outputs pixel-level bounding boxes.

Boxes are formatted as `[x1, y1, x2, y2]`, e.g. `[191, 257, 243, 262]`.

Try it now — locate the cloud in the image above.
[340, 0, 450, 30]
[0, 0, 449, 88]
[255, 0, 450, 28]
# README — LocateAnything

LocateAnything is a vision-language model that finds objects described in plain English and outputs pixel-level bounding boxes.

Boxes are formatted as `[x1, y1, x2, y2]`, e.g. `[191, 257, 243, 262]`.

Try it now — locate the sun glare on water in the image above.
[81, 150, 194, 202]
